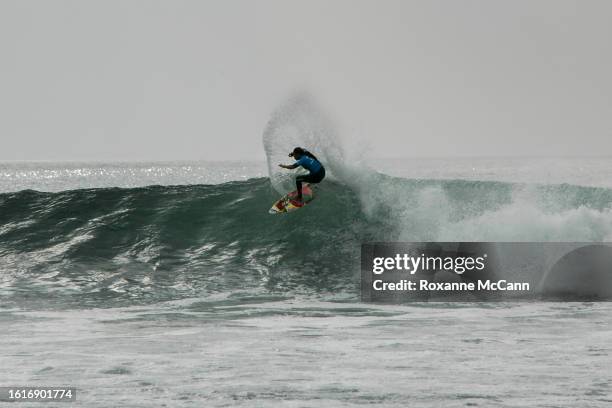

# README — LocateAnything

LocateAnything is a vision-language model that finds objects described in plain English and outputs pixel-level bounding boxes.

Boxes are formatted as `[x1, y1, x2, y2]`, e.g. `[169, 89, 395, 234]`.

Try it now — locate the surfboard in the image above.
[269, 184, 315, 214]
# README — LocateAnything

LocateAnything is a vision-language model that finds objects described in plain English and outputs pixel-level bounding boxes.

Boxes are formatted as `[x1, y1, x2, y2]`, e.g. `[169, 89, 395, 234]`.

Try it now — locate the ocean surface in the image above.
[1, 155, 611, 407]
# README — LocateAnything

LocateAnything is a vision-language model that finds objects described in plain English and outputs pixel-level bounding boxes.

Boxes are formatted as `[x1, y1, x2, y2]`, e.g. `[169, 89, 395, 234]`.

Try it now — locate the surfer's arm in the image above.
[279, 157, 305, 169]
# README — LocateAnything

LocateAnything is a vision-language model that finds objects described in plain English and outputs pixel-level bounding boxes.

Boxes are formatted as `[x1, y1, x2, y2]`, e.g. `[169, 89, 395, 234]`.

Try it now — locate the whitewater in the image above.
[1, 101, 612, 406]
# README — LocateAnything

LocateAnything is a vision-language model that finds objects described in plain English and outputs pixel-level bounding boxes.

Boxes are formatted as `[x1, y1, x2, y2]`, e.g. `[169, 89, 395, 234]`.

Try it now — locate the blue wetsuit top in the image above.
[295, 155, 322, 174]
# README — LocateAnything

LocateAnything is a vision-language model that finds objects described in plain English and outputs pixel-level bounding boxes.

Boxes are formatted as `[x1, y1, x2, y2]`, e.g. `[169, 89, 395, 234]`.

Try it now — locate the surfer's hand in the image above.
[278, 164, 286, 169]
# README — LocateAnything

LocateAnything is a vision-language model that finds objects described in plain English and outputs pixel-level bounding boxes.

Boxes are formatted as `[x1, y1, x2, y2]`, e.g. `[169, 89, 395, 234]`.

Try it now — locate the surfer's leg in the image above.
[297, 169, 325, 199]
[311, 167, 325, 183]
[295, 175, 308, 200]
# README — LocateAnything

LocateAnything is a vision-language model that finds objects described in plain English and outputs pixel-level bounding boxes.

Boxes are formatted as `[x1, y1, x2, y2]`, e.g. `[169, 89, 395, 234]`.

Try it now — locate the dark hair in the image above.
[290, 147, 319, 161]
[304, 150, 319, 161]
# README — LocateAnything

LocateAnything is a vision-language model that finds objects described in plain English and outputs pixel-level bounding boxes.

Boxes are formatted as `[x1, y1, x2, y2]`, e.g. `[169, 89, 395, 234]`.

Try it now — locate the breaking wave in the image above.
[2, 175, 612, 307]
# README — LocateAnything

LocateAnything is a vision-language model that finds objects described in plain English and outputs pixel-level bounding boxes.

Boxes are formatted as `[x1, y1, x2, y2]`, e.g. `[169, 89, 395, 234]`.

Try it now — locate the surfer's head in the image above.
[289, 147, 305, 159]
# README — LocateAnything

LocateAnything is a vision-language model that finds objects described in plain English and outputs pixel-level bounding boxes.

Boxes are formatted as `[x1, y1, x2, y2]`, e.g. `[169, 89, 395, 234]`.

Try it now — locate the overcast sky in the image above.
[1, 0, 611, 161]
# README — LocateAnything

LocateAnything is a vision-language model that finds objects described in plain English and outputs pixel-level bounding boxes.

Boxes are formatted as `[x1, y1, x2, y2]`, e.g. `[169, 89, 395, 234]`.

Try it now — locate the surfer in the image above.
[279, 147, 326, 203]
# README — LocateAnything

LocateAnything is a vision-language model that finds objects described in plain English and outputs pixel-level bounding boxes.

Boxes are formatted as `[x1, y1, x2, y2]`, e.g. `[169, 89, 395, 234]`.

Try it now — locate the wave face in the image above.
[0, 179, 375, 307]
[2, 175, 612, 307]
